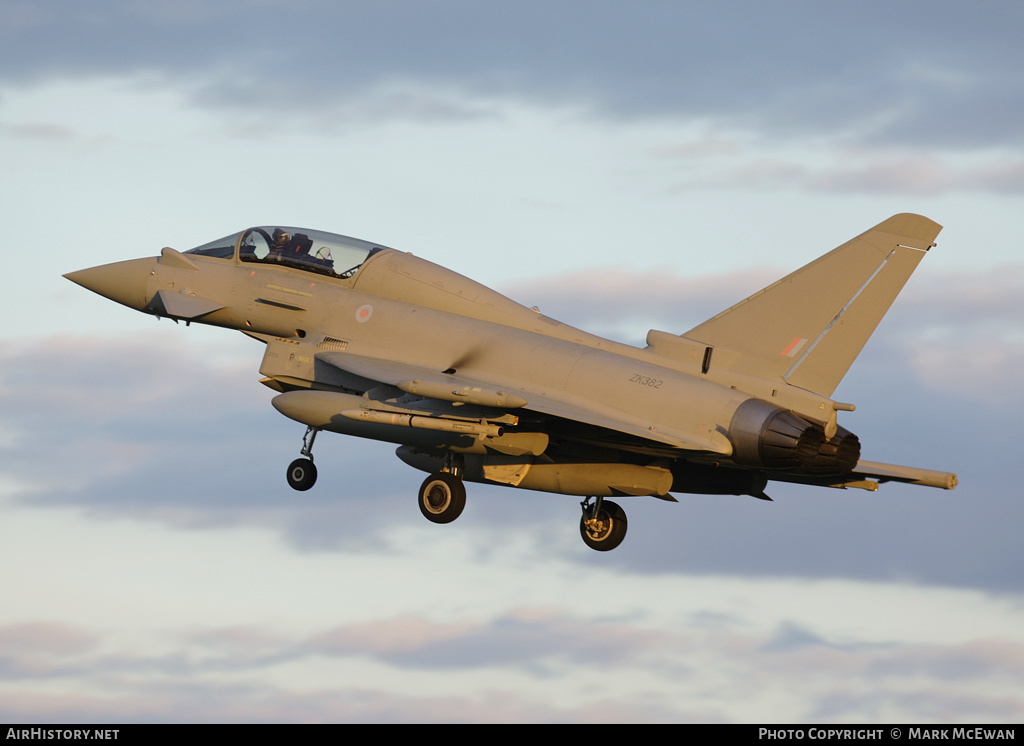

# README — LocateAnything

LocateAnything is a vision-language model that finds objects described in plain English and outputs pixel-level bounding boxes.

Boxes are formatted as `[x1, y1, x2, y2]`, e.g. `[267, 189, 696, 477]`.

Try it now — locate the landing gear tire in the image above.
[418, 472, 466, 524]
[287, 458, 317, 491]
[580, 498, 627, 551]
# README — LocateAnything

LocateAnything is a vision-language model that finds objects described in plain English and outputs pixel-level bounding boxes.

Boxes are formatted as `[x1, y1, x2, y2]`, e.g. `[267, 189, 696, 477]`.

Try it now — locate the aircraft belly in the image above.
[515, 462, 673, 497]
[394, 447, 672, 496]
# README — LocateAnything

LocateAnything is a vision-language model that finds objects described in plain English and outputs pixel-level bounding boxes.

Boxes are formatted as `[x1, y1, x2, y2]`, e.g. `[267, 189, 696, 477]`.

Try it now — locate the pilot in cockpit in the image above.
[268, 228, 291, 258]
[241, 227, 336, 274]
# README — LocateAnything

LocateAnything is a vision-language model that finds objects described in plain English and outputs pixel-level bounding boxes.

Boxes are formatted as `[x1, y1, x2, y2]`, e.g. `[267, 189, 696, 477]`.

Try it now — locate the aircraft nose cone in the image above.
[63, 257, 155, 310]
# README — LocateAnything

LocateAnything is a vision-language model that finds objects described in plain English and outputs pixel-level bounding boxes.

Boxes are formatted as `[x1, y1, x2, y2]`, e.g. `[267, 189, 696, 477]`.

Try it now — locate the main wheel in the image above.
[418, 472, 466, 524]
[286, 458, 317, 491]
[580, 499, 627, 551]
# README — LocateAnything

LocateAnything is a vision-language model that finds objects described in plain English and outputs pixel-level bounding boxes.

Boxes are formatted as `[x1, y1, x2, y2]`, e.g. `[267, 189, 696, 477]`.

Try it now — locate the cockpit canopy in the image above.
[185, 226, 389, 279]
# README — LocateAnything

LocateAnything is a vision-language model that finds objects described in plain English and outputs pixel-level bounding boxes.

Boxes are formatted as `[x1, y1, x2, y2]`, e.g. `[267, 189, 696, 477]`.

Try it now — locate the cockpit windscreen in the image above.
[185, 233, 238, 259]
[185, 226, 388, 278]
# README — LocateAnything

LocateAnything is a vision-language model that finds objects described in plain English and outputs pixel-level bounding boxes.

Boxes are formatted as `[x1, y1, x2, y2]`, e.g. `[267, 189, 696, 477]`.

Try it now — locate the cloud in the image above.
[2, 2, 1023, 150]
[0, 622, 99, 680]
[0, 121, 76, 141]
[657, 150, 1024, 196]
[0, 622, 97, 656]
[2, 594, 1023, 722]
[305, 607, 666, 671]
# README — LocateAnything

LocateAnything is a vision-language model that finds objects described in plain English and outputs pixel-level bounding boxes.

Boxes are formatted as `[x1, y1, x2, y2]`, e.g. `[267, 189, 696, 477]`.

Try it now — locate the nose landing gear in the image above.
[286, 426, 319, 491]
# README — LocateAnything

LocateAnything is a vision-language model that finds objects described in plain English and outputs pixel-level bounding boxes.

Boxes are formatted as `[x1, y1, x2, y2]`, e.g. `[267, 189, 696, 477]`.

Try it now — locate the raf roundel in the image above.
[355, 304, 373, 323]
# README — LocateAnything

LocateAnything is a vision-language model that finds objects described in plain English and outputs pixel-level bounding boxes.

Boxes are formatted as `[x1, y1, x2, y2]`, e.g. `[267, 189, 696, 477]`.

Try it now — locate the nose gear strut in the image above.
[286, 426, 319, 491]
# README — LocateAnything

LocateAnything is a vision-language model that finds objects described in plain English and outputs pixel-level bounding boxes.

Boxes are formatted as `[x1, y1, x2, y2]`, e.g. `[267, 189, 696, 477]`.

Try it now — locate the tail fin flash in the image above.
[683, 214, 941, 396]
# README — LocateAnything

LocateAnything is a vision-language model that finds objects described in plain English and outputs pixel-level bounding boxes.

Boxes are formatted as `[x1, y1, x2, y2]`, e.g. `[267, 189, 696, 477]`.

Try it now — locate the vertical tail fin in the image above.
[682, 214, 941, 396]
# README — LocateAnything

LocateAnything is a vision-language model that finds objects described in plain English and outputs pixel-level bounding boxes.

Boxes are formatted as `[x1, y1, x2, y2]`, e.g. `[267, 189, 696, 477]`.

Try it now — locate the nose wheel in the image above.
[286, 426, 319, 491]
[286, 458, 317, 491]
[580, 496, 627, 551]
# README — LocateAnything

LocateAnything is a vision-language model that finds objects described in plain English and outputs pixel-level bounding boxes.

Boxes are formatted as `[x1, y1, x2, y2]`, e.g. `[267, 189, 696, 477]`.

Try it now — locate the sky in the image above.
[1, 0, 1023, 724]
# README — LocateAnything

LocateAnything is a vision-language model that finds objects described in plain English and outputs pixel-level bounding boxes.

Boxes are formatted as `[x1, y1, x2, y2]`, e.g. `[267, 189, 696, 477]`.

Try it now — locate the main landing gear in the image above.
[418, 472, 466, 524]
[418, 453, 466, 524]
[286, 426, 319, 491]
[284, 434, 628, 551]
[414, 479, 628, 552]
[579, 496, 628, 551]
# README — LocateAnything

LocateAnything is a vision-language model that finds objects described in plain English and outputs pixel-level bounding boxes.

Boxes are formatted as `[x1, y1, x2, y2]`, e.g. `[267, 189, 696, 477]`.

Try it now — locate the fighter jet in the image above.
[64, 215, 956, 551]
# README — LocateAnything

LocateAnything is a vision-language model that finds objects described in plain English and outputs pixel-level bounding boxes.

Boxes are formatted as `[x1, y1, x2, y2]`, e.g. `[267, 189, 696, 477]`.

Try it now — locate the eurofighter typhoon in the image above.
[65, 214, 957, 551]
